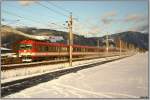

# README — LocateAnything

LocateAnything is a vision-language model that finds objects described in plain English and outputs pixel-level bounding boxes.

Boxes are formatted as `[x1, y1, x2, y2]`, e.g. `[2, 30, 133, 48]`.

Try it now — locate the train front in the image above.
[18, 40, 35, 62]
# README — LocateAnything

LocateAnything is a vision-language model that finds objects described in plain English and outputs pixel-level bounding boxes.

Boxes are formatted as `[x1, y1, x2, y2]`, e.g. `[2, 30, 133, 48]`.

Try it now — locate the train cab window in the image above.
[20, 44, 26, 49]
[19, 44, 32, 50]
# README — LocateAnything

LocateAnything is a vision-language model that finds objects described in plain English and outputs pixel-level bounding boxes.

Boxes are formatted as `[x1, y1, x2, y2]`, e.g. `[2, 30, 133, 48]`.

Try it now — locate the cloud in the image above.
[18, 1, 36, 6]
[138, 24, 149, 33]
[131, 23, 148, 33]
[124, 14, 146, 22]
[124, 14, 148, 33]
[101, 11, 117, 24]
[87, 26, 101, 37]
[102, 11, 117, 18]
[101, 18, 113, 24]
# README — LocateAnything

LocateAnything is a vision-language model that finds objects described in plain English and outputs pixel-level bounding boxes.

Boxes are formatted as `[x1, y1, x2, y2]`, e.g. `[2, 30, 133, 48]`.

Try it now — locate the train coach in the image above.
[18, 39, 121, 62]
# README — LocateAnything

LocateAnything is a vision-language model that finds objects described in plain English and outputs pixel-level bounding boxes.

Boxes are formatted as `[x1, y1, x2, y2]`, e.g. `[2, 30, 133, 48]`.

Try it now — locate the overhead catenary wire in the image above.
[2, 10, 67, 31]
[36, 1, 68, 17]
[50, 22, 68, 29]
[47, 1, 71, 13]
[7, 5, 63, 22]
[5, 5, 68, 30]
[2, 2, 79, 33]
[2, 10, 49, 28]
[47, 1, 79, 22]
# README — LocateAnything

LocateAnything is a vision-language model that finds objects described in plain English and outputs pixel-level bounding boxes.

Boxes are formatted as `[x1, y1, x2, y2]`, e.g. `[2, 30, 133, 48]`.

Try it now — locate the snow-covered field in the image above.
[5, 52, 148, 98]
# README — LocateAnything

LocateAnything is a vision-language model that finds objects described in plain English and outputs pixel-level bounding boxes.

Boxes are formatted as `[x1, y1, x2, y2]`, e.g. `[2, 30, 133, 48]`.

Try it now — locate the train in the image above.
[18, 39, 123, 62]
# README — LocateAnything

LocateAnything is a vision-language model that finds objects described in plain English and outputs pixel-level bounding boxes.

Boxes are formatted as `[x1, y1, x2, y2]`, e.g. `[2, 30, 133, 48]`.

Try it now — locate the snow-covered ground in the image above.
[1, 54, 121, 82]
[5, 52, 148, 98]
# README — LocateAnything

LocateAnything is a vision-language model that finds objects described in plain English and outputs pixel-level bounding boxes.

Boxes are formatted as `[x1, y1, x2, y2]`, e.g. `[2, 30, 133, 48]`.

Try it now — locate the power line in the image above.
[8, 5, 61, 22]
[2, 10, 48, 27]
[50, 22, 68, 29]
[36, 1, 68, 17]
[47, 1, 79, 22]
[2, 10, 43, 25]
[47, 1, 70, 13]
[4, 5, 67, 29]
[2, 10, 67, 31]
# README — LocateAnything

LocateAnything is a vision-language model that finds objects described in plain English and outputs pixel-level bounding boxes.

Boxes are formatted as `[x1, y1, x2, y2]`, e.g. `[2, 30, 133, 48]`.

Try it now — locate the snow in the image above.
[1, 54, 120, 83]
[1, 47, 12, 50]
[4, 52, 148, 98]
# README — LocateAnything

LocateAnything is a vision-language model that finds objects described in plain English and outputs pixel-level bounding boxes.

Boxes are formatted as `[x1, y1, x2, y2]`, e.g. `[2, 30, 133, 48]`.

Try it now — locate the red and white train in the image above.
[18, 39, 122, 62]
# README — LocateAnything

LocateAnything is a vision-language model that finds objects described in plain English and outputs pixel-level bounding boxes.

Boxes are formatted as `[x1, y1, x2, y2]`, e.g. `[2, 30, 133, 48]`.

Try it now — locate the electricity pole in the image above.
[68, 12, 73, 66]
[106, 32, 109, 53]
[119, 38, 122, 56]
[97, 39, 99, 48]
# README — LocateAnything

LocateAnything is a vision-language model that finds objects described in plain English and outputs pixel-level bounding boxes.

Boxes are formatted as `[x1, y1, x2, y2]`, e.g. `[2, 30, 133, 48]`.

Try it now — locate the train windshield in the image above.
[19, 44, 32, 50]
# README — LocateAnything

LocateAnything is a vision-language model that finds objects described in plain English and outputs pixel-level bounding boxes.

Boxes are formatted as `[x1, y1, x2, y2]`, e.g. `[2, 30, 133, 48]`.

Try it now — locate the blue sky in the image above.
[1, 0, 148, 37]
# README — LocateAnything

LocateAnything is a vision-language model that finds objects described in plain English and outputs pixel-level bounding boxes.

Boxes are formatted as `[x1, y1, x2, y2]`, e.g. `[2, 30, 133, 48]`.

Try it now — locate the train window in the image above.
[20, 44, 26, 49]
[48, 46, 52, 52]
[45, 46, 48, 51]
[51, 47, 54, 52]
[49, 47, 52, 52]
[56, 47, 58, 52]
[51, 46, 56, 52]
[61, 47, 64, 52]
[26, 44, 32, 50]
[72, 48, 74, 52]
[40, 46, 42, 52]
[61, 47, 65, 52]
[81, 48, 84, 52]
[19, 44, 32, 50]
[64, 47, 67, 52]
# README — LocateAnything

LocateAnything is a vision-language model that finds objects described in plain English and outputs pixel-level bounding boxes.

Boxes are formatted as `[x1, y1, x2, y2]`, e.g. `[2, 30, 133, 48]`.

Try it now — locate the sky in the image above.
[1, 0, 149, 37]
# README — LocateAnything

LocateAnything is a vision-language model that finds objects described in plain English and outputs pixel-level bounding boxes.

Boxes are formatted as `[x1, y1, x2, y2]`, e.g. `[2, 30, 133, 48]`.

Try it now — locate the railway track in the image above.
[1, 54, 132, 97]
[1, 53, 121, 70]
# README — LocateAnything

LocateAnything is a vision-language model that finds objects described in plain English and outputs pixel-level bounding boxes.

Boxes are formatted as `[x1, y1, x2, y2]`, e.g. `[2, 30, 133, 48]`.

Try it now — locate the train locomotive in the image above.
[18, 39, 121, 62]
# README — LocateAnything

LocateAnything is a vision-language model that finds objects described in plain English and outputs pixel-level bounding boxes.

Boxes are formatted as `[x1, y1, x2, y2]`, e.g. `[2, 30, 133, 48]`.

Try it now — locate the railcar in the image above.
[18, 39, 121, 62]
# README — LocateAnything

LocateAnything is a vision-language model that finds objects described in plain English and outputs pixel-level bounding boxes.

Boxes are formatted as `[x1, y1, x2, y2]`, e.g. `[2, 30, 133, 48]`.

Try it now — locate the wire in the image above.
[2, 10, 48, 27]
[36, 2, 68, 17]
[2, 10, 41, 23]
[47, 1, 70, 13]
[50, 22, 68, 29]
[9, 5, 60, 22]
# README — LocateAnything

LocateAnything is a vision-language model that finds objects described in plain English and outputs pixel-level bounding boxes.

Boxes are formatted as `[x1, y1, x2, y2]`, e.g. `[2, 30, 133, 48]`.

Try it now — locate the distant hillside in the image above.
[110, 31, 148, 50]
[1, 26, 149, 50]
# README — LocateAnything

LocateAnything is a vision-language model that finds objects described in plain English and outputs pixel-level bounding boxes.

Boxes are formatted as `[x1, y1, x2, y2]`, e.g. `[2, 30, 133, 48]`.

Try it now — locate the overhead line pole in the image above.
[119, 37, 122, 56]
[106, 32, 109, 53]
[68, 12, 73, 66]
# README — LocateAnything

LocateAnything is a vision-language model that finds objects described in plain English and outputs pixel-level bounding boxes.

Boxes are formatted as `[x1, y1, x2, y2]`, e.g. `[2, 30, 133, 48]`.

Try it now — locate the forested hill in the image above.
[1, 26, 148, 50]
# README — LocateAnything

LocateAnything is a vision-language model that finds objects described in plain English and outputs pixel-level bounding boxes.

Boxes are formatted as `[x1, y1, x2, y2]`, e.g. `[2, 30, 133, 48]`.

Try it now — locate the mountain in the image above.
[110, 31, 148, 50]
[1, 25, 149, 51]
